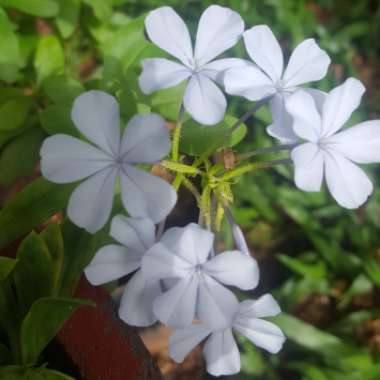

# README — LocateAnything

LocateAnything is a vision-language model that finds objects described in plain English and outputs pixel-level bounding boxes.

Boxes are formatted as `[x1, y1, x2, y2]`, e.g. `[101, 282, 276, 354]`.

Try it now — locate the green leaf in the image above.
[13, 232, 54, 315]
[82, 0, 112, 21]
[42, 75, 84, 104]
[0, 7, 21, 82]
[0, 0, 59, 17]
[0, 128, 45, 186]
[59, 218, 113, 296]
[0, 96, 33, 132]
[0, 257, 18, 280]
[55, 0, 80, 39]
[363, 255, 380, 289]
[20, 297, 92, 365]
[34, 35, 64, 84]
[18, 34, 38, 69]
[0, 366, 75, 379]
[0, 365, 27, 379]
[272, 313, 354, 357]
[40, 105, 79, 137]
[0, 88, 23, 105]
[59, 198, 123, 296]
[0, 177, 74, 250]
[101, 16, 148, 65]
[181, 114, 247, 156]
[338, 274, 372, 308]
[37, 368, 75, 379]
[40, 222, 64, 292]
[237, 335, 265, 376]
[149, 84, 185, 122]
[0, 342, 12, 365]
[0, 284, 18, 345]
[277, 253, 326, 279]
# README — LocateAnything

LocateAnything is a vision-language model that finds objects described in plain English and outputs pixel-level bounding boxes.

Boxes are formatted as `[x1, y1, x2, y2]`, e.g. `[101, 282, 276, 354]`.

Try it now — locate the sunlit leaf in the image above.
[0, 0, 59, 17]
[34, 35, 64, 84]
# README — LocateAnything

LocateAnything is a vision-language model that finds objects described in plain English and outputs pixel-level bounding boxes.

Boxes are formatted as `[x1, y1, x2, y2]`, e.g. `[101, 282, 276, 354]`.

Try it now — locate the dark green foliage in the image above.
[0, 0, 379, 379]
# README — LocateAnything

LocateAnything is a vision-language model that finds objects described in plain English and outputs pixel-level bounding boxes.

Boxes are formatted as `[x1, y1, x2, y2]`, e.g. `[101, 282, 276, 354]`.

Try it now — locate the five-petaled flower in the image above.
[40, 90, 177, 233]
[287, 78, 380, 209]
[169, 294, 285, 377]
[142, 223, 259, 329]
[85, 215, 161, 326]
[224, 25, 331, 142]
[139, 5, 248, 125]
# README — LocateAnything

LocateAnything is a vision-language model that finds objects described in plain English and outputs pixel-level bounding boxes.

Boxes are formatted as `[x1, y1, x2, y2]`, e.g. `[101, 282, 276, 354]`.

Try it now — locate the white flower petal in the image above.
[327, 120, 380, 164]
[121, 113, 170, 164]
[141, 242, 194, 281]
[291, 143, 324, 192]
[120, 165, 177, 223]
[145, 7, 193, 67]
[183, 74, 227, 125]
[234, 318, 285, 354]
[203, 251, 259, 290]
[230, 223, 251, 256]
[201, 58, 250, 86]
[304, 88, 328, 113]
[67, 167, 117, 233]
[224, 65, 275, 101]
[153, 275, 198, 327]
[322, 78, 366, 137]
[272, 88, 326, 143]
[285, 90, 322, 142]
[118, 270, 161, 327]
[169, 324, 211, 363]
[197, 274, 239, 330]
[324, 150, 373, 209]
[203, 329, 240, 377]
[40, 134, 112, 184]
[161, 224, 214, 265]
[139, 58, 191, 95]
[84, 245, 141, 286]
[194, 5, 244, 66]
[243, 25, 283, 82]
[266, 93, 299, 143]
[71, 91, 121, 157]
[110, 215, 155, 251]
[238, 294, 281, 319]
[283, 39, 331, 88]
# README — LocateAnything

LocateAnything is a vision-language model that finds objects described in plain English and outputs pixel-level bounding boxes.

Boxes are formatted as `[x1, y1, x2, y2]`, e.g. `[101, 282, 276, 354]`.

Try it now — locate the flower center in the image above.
[194, 264, 203, 273]
[113, 156, 124, 169]
[275, 79, 285, 93]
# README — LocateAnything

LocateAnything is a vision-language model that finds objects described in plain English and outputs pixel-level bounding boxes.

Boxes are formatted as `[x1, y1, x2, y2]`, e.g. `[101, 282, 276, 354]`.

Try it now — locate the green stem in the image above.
[182, 177, 201, 203]
[171, 104, 185, 162]
[172, 173, 184, 191]
[221, 158, 292, 181]
[236, 143, 296, 162]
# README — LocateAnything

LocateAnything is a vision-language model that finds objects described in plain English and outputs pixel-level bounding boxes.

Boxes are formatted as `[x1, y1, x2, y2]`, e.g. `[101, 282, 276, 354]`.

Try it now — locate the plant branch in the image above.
[221, 158, 292, 181]
[236, 143, 296, 162]
[171, 104, 185, 162]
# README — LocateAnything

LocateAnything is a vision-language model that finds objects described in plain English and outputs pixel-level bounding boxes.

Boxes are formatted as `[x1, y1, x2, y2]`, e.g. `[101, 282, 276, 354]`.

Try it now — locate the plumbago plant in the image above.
[35, 5, 380, 377]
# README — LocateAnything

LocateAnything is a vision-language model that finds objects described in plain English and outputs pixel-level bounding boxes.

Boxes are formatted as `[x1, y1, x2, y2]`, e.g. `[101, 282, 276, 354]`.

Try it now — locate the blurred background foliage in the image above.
[0, 0, 380, 379]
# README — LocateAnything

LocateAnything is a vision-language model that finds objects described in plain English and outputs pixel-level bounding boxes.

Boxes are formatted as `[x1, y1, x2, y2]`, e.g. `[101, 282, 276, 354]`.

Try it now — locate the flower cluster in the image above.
[39, 3, 380, 377]
[85, 218, 284, 376]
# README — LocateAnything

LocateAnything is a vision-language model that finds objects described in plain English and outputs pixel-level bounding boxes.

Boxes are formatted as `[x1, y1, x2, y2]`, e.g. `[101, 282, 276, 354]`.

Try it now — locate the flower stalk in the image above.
[171, 104, 185, 162]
